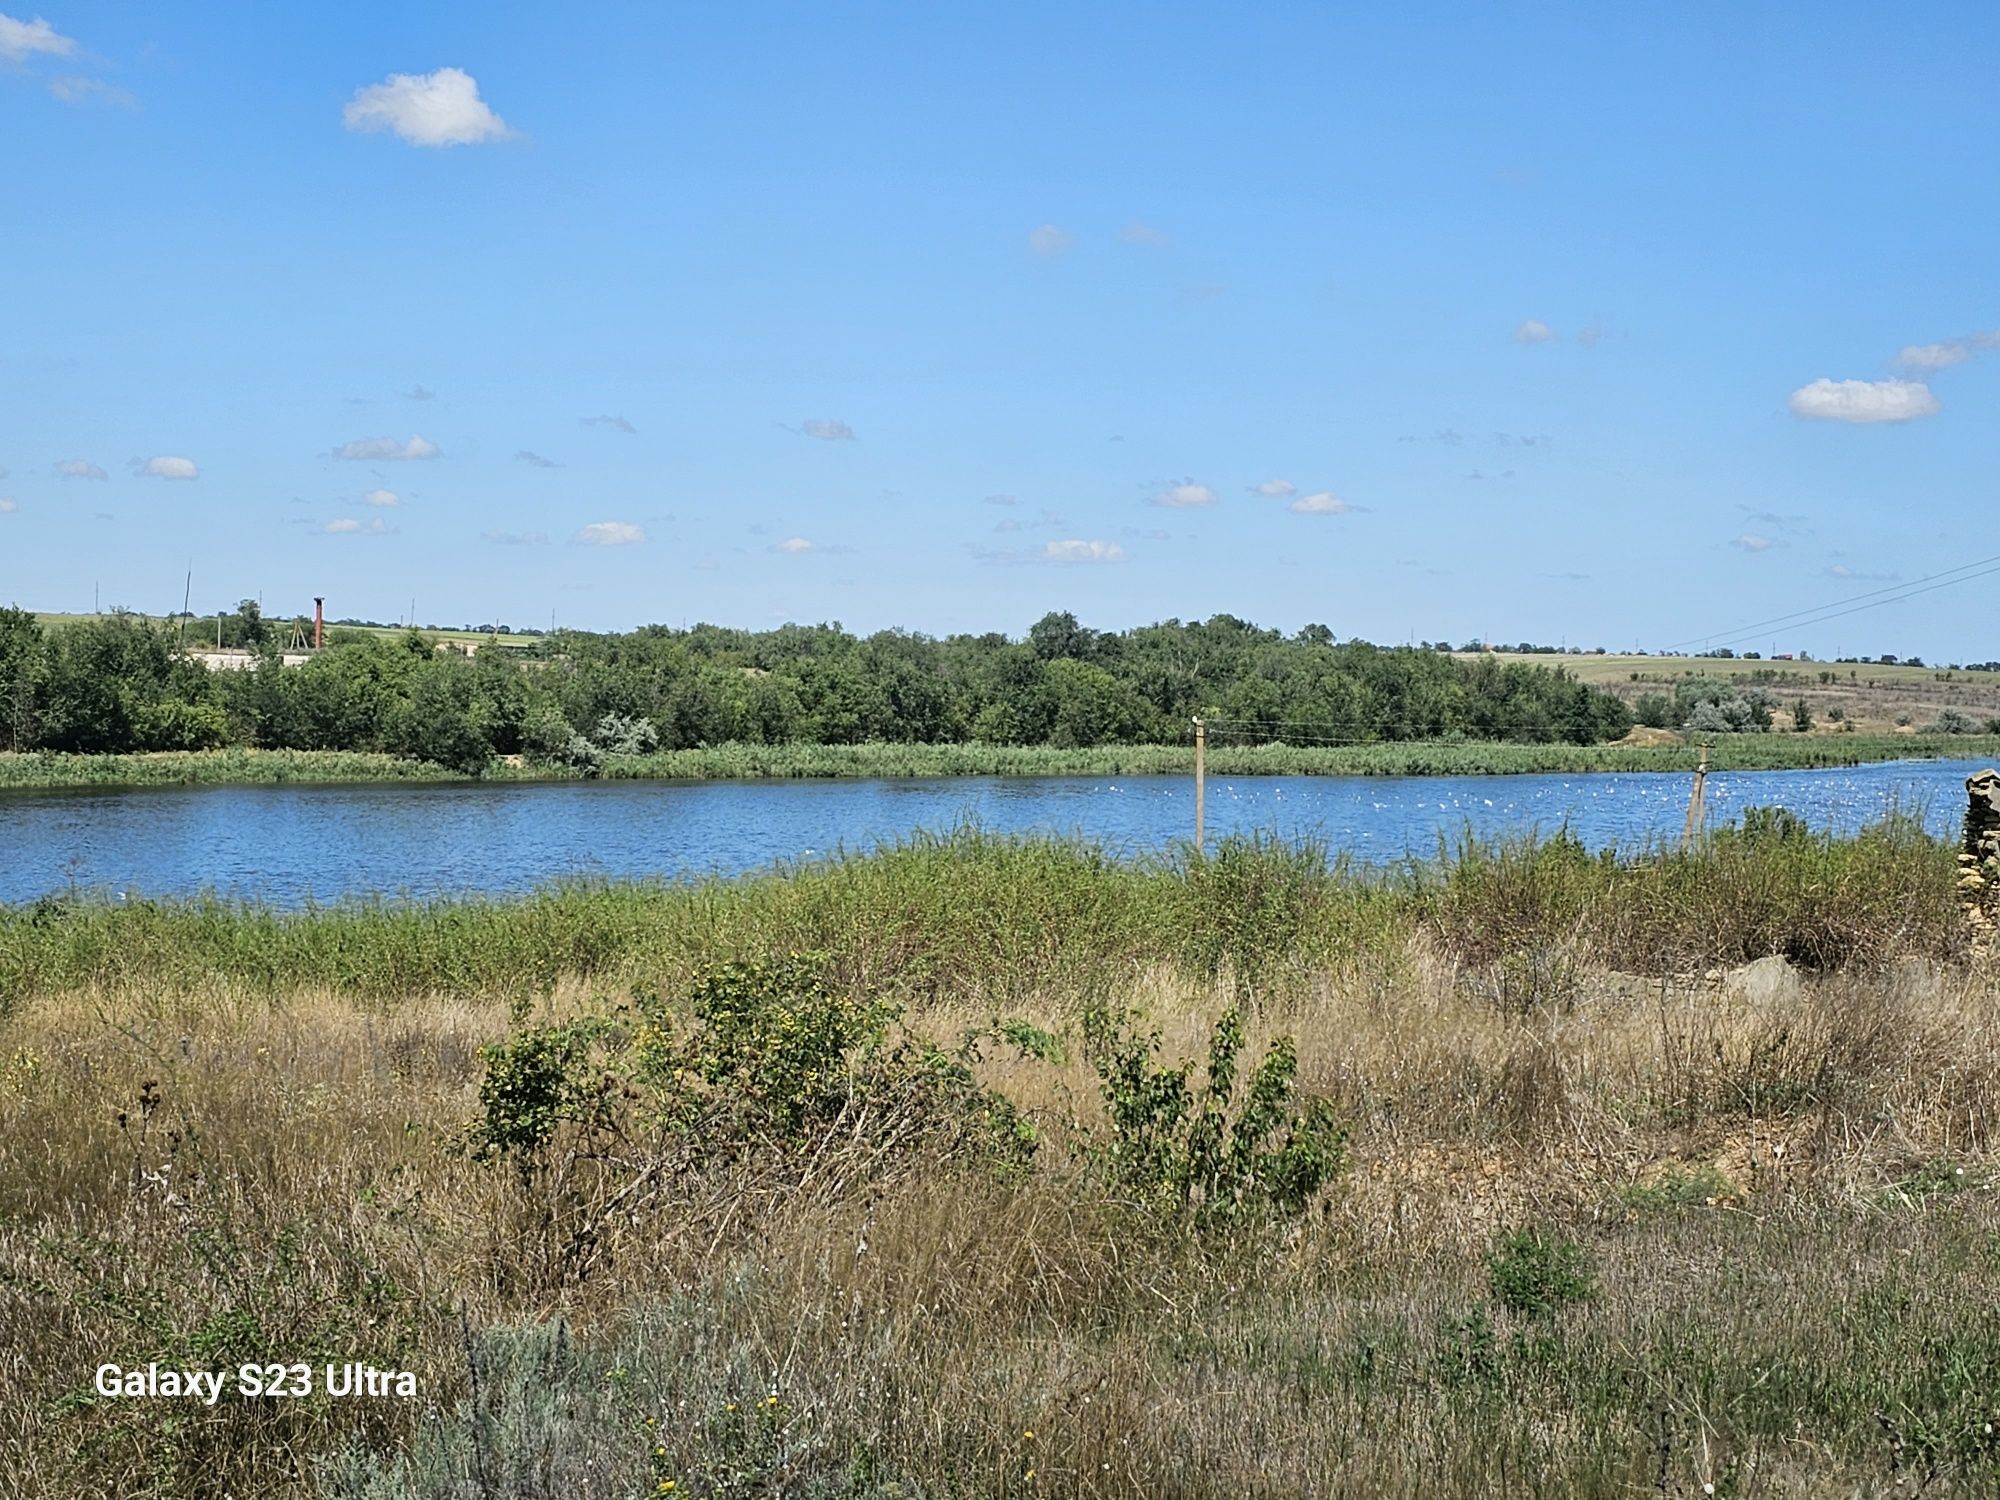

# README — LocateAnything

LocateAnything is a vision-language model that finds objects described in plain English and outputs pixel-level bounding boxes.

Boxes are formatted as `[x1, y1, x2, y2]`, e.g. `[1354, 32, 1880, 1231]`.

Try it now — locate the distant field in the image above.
[1468, 651, 2000, 735]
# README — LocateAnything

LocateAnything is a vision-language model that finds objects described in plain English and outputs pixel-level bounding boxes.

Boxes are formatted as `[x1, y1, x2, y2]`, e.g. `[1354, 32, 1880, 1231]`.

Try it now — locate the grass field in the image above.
[1471, 651, 2000, 735]
[3, 826, 1998, 1496]
[3, 733, 1998, 792]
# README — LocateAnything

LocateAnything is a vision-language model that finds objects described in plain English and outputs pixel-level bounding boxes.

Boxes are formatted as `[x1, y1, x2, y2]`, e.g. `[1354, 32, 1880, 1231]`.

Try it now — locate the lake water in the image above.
[0, 759, 1988, 906]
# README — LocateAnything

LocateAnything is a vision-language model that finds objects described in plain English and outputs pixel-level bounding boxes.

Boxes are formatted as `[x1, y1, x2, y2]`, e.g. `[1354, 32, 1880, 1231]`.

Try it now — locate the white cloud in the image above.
[1786, 377, 1939, 424]
[1120, 222, 1168, 246]
[0, 499, 15, 513]
[482, 529, 547, 546]
[1027, 224, 1072, 257]
[1895, 331, 2000, 372]
[774, 536, 817, 554]
[332, 433, 440, 461]
[55, 459, 106, 480]
[799, 419, 855, 441]
[1291, 491, 1357, 515]
[514, 450, 559, 468]
[1043, 539, 1126, 563]
[1252, 479, 1296, 498]
[1151, 481, 1216, 508]
[576, 521, 645, 546]
[1731, 533, 1775, 552]
[982, 493, 1018, 506]
[322, 517, 387, 535]
[137, 455, 198, 481]
[341, 67, 511, 148]
[362, 488, 399, 507]
[1512, 319, 1555, 344]
[0, 12, 73, 61]
[580, 414, 636, 433]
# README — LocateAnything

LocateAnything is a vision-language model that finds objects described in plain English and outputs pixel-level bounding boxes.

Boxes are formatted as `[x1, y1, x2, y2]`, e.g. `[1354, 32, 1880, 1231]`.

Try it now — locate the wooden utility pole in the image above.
[1193, 716, 1206, 851]
[1681, 741, 1711, 850]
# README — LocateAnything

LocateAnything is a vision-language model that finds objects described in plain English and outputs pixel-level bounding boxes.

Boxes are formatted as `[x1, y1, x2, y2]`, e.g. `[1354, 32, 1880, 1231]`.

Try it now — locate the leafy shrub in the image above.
[1487, 1227, 1595, 1316]
[464, 956, 1042, 1283]
[1080, 1004, 1346, 1224]
[1922, 708, 1980, 735]
[1632, 692, 1671, 729]
[592, 712, 659, 755]
[1735, 805, 1809, 843]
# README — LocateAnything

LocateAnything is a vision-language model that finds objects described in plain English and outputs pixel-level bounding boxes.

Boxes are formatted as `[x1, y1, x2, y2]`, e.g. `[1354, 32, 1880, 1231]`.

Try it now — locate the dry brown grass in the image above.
[4, 938, 1999, 1497]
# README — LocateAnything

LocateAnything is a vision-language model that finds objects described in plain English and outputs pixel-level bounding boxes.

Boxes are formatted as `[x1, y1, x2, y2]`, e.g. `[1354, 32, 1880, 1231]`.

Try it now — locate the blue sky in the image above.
[2, 2, 1995, 657]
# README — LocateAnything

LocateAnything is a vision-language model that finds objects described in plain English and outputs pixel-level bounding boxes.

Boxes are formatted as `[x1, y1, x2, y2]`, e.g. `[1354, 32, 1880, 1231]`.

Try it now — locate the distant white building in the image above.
[191, 651, 311, 672]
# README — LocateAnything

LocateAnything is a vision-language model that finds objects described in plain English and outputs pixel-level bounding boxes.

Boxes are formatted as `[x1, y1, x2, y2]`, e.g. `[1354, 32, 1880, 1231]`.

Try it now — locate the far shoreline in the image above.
[2, 734, 1997, 793]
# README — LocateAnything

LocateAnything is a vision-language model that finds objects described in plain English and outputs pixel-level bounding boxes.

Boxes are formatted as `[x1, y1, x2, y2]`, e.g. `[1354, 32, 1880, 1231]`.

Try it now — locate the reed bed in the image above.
[0, 822, 1964, 1013]
[4, 732, 1996, 790]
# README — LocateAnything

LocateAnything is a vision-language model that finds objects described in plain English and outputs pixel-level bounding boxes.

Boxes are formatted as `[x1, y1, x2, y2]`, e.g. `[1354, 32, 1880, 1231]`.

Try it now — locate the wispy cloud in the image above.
[55, 459, 106, 480]
[1894, 331, 1999, 372]
[1741, 507, 1813, 538]
[973, 537, 1127, 565]
[1787, 378, 1939, 424]
[1575, 326, 1604, 349]
[342, 67, 512, 148]
[404, 384, 436, 401]
[773, 536, 818, 554]
[482, 529, 547, 546]
[1027, 224, 1072, 258]
[797, 419, 855, 441]
[1291, 491, 1359, 515]
[49, 76, 135, 108]
[982, 493, 1017, 506]
[0, 500, 16, 514]
[575, 521, 645, 546]
[1150, 481, 1216, 509]
[514, 450, 560, 468]
[1251, 479, 1296, 498]
[580, 414, 636, 433]
[1042, 539, 1125, 563]
[1512, 319, 1555, 344]
[322, 517, 387, 536]
[1826, 562, 1898, 582]
[1731, 533, 1777, 552]
[135, 455, 198, 480]
[363, 488, 400, 508]
[333, 433, 440, 461]
[1120, 222, 1168, 247]
[0, 12, 74, 61]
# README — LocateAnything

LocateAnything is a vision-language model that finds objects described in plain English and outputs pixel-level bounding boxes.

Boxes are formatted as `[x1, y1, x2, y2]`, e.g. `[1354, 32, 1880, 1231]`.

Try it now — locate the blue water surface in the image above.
[0, 758, 1987, 907]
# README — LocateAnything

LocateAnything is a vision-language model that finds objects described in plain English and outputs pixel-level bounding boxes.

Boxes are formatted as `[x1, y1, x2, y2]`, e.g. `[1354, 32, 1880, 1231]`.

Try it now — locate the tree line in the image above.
[0, 606, 1634, 772]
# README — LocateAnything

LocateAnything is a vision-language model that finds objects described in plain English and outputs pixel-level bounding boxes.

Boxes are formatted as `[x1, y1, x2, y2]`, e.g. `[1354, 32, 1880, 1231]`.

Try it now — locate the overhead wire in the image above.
[1665, 551, 2000, 652]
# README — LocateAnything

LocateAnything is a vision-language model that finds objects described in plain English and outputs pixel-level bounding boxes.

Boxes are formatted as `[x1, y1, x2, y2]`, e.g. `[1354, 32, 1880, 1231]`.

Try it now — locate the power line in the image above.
[1697, 560, 2000, 654]
[1667, 551, 2000, 652]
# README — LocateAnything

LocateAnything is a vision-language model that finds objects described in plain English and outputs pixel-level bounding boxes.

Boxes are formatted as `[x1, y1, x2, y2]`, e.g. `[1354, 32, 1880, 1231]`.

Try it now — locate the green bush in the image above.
[1080, 1004, 1346, 1223]
[1487, 1227, 1595, 1316]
